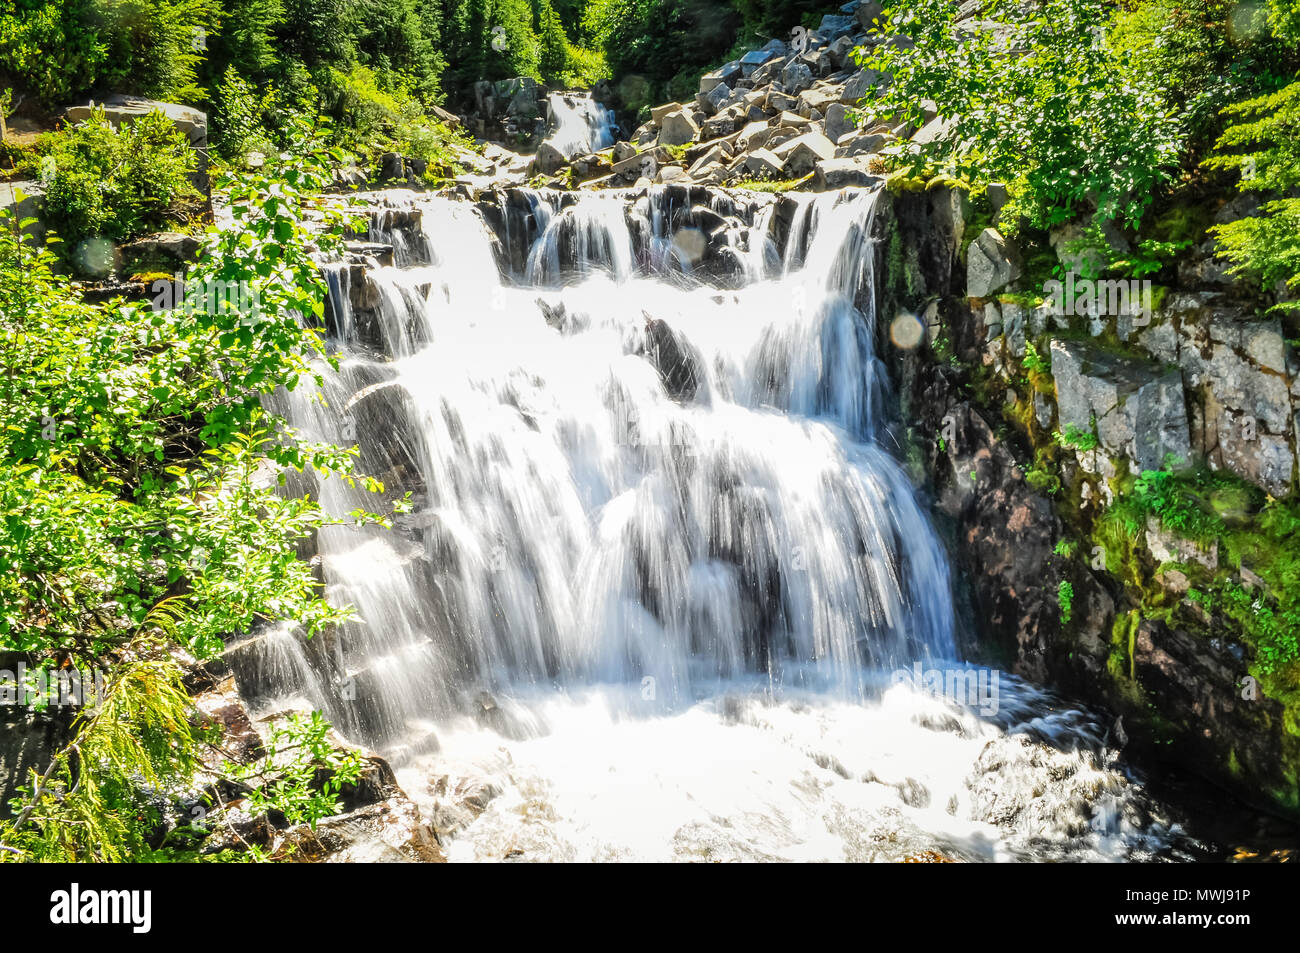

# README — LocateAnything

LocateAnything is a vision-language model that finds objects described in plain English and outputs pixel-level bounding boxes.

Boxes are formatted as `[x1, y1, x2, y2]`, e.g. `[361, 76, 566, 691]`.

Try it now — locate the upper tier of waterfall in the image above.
[261, 185, 953, 745]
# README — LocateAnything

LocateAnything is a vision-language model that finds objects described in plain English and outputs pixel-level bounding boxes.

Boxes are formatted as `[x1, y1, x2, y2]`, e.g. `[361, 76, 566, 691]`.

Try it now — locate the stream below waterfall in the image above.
[237, 182, 1269, 862]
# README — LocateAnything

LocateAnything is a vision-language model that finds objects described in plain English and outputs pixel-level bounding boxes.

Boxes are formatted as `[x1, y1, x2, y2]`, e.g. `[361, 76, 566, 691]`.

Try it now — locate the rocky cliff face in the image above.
[873, 185, 1300, 818]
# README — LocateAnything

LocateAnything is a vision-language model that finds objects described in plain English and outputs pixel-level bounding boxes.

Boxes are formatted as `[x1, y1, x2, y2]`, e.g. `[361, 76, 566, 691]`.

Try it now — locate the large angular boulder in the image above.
[1050, 339, 1192, 473]
[699, 82, 732, 116]
[651, 101, 684, 126]
[781, 60, 815, 94]
[743, 149, 785, 178]
[772, 130, 836, 177]
[658, 109, 700, 146]
[966, 227, 1022, 297]
[822, 102, 856, 143]
[813, 156, 879, 190]
[740, 48, 779, 77]
[66, 94, 206, 146]
[699, 62, 743, 95]
[841, 69, 884, 104]
[736, 120, 773, 151]
[532, 141, 567, 175]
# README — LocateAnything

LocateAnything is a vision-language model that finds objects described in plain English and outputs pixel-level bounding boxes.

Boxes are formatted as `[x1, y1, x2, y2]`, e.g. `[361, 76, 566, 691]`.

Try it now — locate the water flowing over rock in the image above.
[538, 93, 618, 166]
[228, 184, 1214, 861]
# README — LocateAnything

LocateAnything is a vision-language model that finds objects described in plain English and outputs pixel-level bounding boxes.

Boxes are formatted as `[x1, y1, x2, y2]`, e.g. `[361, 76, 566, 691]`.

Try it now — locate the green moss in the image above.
[886, 170, 928, 193]
[1058, 580, 1074, 626]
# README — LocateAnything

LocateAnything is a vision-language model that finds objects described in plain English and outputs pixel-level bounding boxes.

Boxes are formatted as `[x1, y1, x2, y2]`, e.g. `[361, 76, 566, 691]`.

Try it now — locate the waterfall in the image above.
[253, 185, 1200, 862]
[542, 92, 618, 160]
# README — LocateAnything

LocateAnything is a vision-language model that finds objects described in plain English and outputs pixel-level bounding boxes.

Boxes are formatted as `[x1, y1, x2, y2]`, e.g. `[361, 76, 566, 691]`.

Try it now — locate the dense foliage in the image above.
[0, 149, 399, 860]
[865, 0, 1300, 234]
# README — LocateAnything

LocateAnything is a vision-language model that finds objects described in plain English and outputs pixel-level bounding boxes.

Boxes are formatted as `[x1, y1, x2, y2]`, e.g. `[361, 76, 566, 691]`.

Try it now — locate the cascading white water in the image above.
[542, 92, 618, 160]
[253, 185, 1202, 862]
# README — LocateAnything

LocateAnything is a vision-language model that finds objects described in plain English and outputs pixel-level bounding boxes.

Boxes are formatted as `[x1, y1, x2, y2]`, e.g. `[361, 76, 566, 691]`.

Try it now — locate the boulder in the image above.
[773, 130, 836, 177]
[532, 141, 568, 175]
[854, 0, 885, 30]
[120, 231, 200, 274]
[736, 120, 773, 151]
[822, 102, 856, 143]
[739, 48, 779, 77]
[813, 156, 879, 190]
[835, 131, 888, 157]
[828, 35, 856, 69]
[966, 227, 1022, 297]
[66, 95, 206, 147]
[743, 149, 785, 178]
[798, 85, 842, 115]
[699, 62, 743, 95]
[781, 61, 815, 94]
[1050, 339, 1192, 473]
[687, 144, 726, 178]
[271, 795, 445, 863]
[913, 115, 956, 145]
[819, 14, 857, 37]
[841, 69, 882, 104]
[658, 109, 700, 147]
[701, 115, 737, 140]
[766, 90, 799, 113]
[651, 102, 683, 126]
[700, 82, 732, 116]
[0, 181, 45, 243]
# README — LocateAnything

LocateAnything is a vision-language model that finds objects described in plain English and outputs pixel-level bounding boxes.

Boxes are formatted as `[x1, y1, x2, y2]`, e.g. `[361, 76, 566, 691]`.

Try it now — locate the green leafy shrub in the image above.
[0, 145, 402, 861]
[1205, 80, 1300, 310]
[861, 0, 1182, 230]
[38, 108, 202, 265]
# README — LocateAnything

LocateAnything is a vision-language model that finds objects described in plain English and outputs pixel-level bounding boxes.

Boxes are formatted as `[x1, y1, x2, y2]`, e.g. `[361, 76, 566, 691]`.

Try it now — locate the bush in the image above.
[37, 108, 202, 267]
[861, 0, 1183, 230]
[1205, 80, 1300, 309]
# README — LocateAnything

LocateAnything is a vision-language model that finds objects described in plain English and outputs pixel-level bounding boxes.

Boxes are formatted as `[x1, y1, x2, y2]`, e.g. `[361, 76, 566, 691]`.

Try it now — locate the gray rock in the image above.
[966, 227, 1022, 297]
[658, 109, 700, 147]
[854, 0, 885, 30]
[781, 61, 815, 94]
[0, 181, 44, 243]
[1050, 339, 1192, 473]
[736, 120, 773, 151]
[532, 141, 567, 175]
[812, 156, 879, 190]
[67, 94, 207, 146]
[822, 102, 856, 143]
[740, 49, 779, 77]
[743, 149, 785, 178]
[987, 182, 1009, 214]
[699, 62, 743, 95]
[828, 35, 856, 69]
[912, 115, 955, 145]
[819, 14, 857, 37]
[798, 85, 842, 115]
[651, 102, 683, 126]
[700, 82, 732, 116]
[835, 132, 888, 157]
[841, 69, 882, 104]
[773, 130, 837, 177]
[766, 90, 799, 112]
